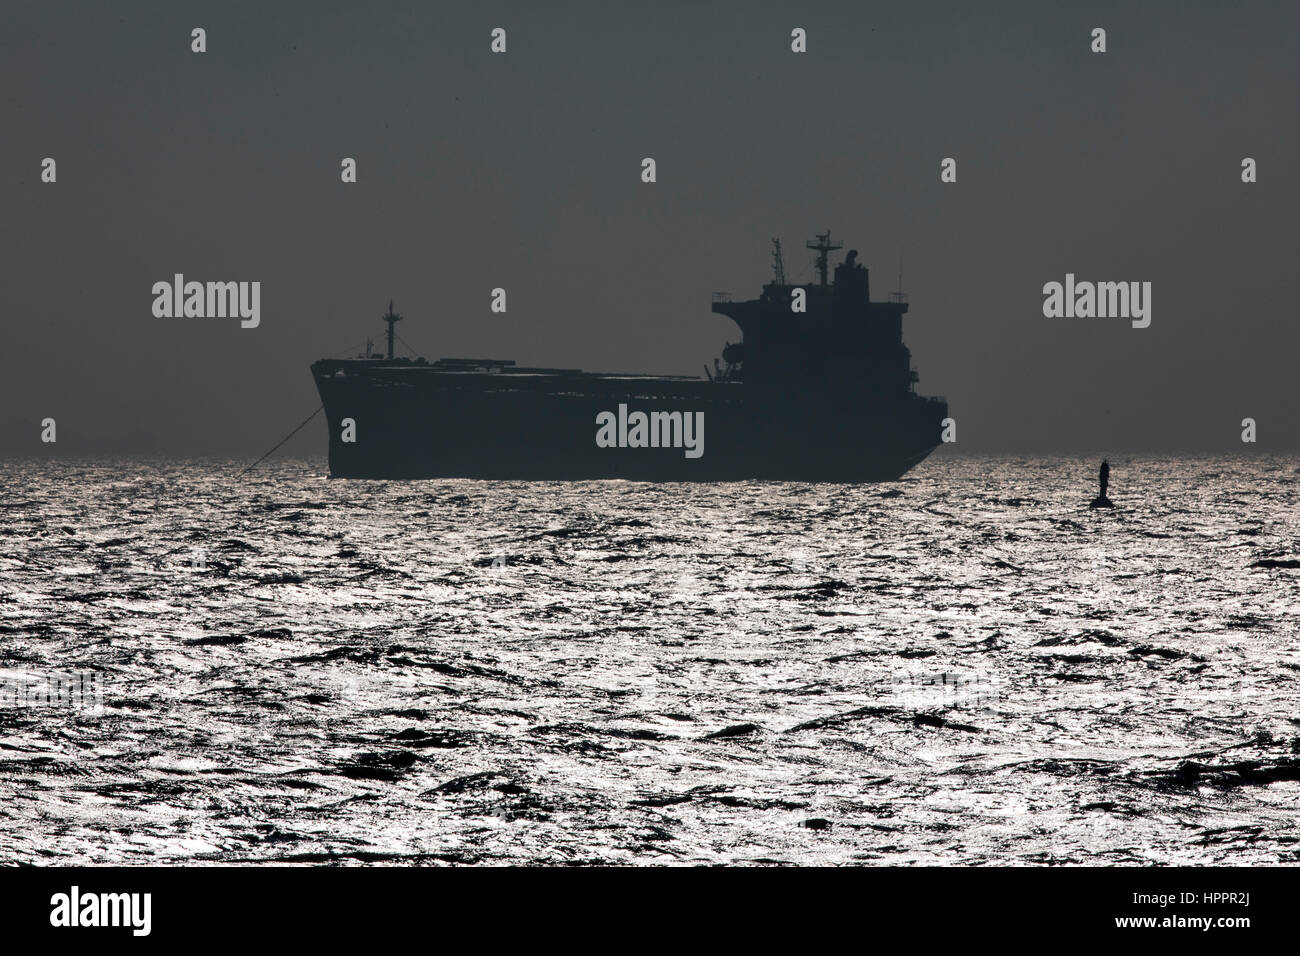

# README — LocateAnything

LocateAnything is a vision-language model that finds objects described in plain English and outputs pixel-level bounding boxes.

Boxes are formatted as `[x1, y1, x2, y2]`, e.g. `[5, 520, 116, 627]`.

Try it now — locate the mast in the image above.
[770, 237, 786, 285]
[890, 256, 908, 304]
[381, 300, 403, 360]
[805, 230, 843, 287]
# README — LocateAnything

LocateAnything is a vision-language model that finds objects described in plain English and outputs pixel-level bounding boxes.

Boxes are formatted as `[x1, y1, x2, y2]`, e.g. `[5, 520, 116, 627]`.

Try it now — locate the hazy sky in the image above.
[3, 0, 1298, 455]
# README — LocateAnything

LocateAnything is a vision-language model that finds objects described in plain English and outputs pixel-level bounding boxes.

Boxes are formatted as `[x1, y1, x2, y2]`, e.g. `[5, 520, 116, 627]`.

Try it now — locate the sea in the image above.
[2, 454, 1298, 865]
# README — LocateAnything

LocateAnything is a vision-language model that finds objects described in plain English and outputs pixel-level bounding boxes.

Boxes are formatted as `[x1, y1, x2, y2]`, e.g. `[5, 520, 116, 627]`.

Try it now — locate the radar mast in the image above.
[806, 231, 843, 287]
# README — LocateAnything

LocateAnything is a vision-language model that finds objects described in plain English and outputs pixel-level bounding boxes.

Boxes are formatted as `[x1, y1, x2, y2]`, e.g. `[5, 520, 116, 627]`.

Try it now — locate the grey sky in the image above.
[3, 0, 1297, 455]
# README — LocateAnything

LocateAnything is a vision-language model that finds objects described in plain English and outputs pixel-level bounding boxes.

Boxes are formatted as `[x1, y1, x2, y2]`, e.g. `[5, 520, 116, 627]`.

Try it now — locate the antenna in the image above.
[805, 230, 843, 287]
[381, 300, 403, 360]
[890, 256, 909, 305]
[770, 237, 786, 285]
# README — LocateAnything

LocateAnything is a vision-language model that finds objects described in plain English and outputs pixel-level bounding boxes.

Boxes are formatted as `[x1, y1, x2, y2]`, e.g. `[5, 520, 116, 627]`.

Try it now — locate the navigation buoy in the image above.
[1090, 458, 1114, 508]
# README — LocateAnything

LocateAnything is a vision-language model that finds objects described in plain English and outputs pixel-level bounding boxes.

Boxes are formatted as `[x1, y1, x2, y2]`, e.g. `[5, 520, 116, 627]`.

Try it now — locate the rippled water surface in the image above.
[2, 454, 1299, 865]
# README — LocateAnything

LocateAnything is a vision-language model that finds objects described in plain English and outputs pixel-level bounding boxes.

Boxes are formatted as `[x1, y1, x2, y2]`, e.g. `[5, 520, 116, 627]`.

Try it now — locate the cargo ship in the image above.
[311, 232, 947, 481]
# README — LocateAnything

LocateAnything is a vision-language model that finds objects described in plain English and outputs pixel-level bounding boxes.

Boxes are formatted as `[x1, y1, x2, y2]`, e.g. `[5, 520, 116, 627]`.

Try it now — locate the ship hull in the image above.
[311, 362, 945, 482]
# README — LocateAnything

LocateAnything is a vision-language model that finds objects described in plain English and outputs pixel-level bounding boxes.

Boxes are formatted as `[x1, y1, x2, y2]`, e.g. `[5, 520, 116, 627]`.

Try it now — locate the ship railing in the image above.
[889, 292, 909, 304]
[711, 292, 732, 303]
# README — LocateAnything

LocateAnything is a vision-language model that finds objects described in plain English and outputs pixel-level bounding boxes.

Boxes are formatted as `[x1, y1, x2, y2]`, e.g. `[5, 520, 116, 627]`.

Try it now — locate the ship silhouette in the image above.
[311, 232, 948, 480]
